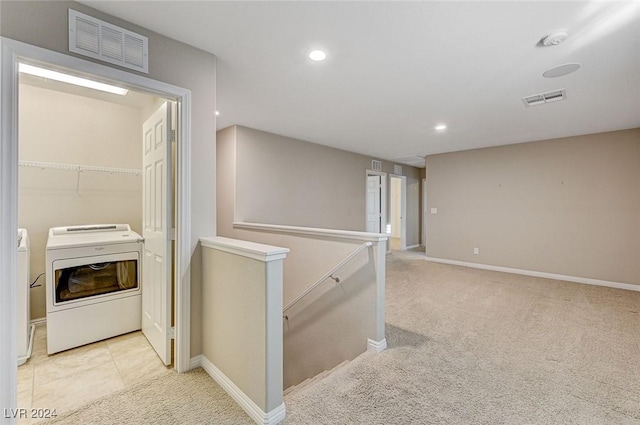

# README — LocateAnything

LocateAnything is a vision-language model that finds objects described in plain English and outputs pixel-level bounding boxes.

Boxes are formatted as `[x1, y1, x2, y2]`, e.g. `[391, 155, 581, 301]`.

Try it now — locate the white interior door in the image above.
[142, 102, 172, 365]
[366, 175, 382, 233]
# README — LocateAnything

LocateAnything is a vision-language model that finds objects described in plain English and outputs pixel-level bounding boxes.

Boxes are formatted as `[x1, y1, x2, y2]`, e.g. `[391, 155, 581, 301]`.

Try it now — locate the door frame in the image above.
[422, 178, 427, 249]
[365, 170, 387, 235]
[389, 174, 407, 250]
[0, 37, 192, 411]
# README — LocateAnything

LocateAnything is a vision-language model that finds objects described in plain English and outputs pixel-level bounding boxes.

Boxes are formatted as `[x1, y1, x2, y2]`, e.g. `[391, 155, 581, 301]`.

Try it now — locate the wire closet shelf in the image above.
[19, 160, 142, 196]
[19, 160, 141, 175]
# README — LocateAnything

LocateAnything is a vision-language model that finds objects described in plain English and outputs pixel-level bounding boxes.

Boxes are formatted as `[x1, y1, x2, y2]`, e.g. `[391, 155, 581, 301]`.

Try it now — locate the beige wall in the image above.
[201, 246, 284, 413]
[213, 224, 384, 389]
[390, 177, 402, 238]
[407, 174, 420, 247]
[216, 126, 236, 236]
[19, 83, 145, 320]
[1, 0, 217, 356]
[425, 128, 640, 285]
[217, 127, 386, 385]
[220, 125, 422, 246]
[202, 249, 268, 410]
[282, 243, 377, 388]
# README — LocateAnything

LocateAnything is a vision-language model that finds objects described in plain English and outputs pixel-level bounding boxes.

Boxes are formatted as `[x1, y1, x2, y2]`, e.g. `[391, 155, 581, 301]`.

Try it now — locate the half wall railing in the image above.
[227, 222, 388, 389]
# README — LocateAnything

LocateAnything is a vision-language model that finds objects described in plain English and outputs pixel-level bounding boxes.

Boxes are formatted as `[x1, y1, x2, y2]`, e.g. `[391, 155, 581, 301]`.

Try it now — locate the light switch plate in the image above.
[430, 208, 438, 214]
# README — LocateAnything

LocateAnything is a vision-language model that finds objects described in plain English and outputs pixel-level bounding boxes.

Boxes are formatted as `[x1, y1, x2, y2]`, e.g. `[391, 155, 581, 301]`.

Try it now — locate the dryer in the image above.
[46, 224, 143, 354]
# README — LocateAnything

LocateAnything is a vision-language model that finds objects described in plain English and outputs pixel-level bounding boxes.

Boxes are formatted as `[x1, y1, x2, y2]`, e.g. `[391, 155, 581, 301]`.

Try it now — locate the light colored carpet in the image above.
[285, 251, 640, 424]
[44, 250, 640, 424]
[41, 368, 252, 425]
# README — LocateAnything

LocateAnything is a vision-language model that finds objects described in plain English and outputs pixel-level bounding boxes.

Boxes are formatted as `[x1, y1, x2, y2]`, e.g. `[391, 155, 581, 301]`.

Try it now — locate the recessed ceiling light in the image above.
[434, 124, 447, 131]
[308, 49, 327, 62]
[19, 63, 128, 95]
[215, 110, 220, 116]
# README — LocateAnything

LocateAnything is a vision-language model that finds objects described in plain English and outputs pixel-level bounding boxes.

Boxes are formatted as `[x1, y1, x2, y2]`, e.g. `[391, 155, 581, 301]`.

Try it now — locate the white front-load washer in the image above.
[45, 224, 144, 354]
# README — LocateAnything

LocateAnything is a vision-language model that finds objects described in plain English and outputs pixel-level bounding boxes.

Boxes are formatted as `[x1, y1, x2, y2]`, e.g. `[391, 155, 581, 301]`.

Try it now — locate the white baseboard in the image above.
[405, 244, 420, 250]
[200, 355, 286, 425]
[17, 324, 36, 366]
[29, 317, 46, 327]
[367, 338, 387, 353]
[189, 354, 202, 370]
[425, 257, 640, 292]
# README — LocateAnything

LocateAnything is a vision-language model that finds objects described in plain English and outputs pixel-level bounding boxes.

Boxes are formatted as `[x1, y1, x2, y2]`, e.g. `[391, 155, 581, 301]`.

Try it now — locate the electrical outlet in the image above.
[473, 247, 479, 255]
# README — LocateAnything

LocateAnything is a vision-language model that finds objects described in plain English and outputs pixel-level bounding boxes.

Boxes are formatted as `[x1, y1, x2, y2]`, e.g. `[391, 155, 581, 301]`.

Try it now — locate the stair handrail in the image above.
[283, 241, 373, 314]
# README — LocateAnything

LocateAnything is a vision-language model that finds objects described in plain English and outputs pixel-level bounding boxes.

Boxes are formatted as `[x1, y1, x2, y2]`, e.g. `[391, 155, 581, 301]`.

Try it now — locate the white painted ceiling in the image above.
[20, 74, 158, 110]
[83, 1, 640, 167]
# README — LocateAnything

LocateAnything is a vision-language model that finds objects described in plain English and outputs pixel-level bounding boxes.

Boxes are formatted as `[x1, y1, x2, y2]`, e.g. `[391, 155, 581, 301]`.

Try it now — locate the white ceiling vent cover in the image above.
[69, 9, 148, 74]
[522, 89, 566, 107]
[371, 160, 382, 172]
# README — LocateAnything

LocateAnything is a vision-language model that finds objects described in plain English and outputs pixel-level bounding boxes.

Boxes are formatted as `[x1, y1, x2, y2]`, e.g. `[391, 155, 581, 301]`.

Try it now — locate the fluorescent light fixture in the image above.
[434, 124, 447, 131]
[19, 63, 128, 95]
[308, 49, 327, 61]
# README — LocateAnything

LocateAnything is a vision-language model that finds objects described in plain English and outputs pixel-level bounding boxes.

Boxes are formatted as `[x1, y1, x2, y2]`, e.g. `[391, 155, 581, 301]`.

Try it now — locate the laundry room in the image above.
[17, 66, 166, 359]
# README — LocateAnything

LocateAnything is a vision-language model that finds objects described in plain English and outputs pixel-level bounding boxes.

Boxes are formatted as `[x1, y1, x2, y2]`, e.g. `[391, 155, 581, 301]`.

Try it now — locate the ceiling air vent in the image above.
[522, 89, 566, 107]
[371, 160, 382, 172]
[69, 9, 148, 74]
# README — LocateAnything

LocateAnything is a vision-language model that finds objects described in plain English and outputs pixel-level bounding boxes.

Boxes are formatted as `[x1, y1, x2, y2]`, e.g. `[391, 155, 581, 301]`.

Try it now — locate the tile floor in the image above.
[17, 325, 172, 424]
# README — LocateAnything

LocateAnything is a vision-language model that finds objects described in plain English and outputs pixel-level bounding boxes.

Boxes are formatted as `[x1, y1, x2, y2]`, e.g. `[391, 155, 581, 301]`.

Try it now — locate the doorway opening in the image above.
[422, 178, 427, 250]
[1, 37, 193, 413]
[389, 175, 407, 250]
[16, 61, 175, 411]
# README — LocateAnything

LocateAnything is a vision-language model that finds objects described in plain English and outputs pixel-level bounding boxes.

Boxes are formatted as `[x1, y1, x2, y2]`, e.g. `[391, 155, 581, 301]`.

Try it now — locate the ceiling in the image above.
[20, 74, 158, 110]
[82, 1, 640, 167]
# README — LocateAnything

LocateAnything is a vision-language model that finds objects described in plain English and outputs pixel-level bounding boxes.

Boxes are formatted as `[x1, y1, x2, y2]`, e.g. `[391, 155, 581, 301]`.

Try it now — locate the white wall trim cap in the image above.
[425, 257, 640, 292]
[200, 355, 286, 425]
[234, 222, 389, 243]
[201, 236, 289, 262]
[367, 338, 387, 353]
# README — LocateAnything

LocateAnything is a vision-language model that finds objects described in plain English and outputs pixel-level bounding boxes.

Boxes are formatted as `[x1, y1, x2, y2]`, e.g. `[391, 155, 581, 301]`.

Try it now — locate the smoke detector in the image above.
[542, 30, 568, 46]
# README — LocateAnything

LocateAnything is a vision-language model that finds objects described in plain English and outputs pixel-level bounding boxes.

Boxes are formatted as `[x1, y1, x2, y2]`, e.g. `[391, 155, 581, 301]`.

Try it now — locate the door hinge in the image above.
[168, 327, 175, 340]
[170, 228, 176, 241]
[170, 129, 177, 143]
